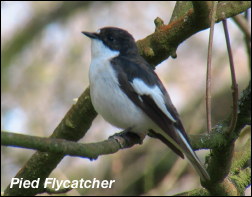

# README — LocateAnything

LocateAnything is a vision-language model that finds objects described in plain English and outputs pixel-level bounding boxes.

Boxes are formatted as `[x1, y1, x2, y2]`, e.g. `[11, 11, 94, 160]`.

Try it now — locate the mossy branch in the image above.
[2, 2, 251, 196]
[137, 1, 251, 66]
[3, 87, 97, 196]
[1, 131, 141, 159]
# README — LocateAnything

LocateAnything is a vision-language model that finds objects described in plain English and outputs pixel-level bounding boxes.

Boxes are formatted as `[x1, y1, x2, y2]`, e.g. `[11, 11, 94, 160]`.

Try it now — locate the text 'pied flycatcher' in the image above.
[82, 27, 210, 181]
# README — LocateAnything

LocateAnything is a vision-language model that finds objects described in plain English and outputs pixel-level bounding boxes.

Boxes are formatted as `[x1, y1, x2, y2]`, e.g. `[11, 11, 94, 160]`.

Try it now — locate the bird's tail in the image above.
[149, 126, 210, 181]
[175, 129, 210, 181]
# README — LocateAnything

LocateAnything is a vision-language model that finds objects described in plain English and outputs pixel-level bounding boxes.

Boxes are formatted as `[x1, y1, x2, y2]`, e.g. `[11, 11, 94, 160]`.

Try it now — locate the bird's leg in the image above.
[109, 128, 144, 148]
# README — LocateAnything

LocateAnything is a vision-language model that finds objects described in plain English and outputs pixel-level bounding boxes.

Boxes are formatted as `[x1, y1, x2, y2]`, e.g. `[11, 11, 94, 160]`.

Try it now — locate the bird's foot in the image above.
[109, 128, 143, 148]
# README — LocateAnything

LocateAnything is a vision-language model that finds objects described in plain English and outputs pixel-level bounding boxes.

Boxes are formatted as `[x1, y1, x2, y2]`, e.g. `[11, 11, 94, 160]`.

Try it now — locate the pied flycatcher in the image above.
[82, 27, 210, 181]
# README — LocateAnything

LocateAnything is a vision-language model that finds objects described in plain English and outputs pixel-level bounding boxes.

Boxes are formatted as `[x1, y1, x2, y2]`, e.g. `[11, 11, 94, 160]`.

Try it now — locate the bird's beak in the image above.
[82, 31, 99, 39]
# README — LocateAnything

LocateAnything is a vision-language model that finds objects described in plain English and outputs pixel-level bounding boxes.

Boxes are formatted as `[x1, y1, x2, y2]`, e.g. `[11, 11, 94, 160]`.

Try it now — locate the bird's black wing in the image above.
[111, 55, 191, 158]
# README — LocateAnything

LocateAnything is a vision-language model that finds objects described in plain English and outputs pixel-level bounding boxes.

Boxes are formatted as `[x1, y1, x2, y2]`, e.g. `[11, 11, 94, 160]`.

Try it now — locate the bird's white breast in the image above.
[89, 39, 152, 134]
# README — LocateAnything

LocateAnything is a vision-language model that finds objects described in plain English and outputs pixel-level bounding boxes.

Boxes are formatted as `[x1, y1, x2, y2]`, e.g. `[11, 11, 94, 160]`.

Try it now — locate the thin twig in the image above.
[232, 15, 251, 41]
[222, 19, 239, 134]
[232, 14, 251, 67]
[244, 11, 251, 68]
[206, 1, 218, 133]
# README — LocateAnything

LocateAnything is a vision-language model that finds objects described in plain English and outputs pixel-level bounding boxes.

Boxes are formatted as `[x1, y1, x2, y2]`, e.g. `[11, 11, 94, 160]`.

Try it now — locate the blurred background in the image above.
[1, 1, 250, 195]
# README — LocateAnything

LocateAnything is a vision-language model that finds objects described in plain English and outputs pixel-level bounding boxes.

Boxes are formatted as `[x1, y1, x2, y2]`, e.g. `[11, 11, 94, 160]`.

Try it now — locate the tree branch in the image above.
[136, 1, 251, 66]
[222, 19, 239, 135]
[230, 139, 251, 174]
[3, 2, 251, 196]
[3, 87, 97, 196]
[232, 15, 251, 41]
[1, 131, 141, 159]
[201, 82, 251, 195]
[205, 1, 218, 133]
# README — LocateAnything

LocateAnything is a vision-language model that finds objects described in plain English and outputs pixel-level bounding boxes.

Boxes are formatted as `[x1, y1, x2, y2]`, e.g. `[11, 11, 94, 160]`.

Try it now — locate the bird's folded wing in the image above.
[118, 76, 188, 158]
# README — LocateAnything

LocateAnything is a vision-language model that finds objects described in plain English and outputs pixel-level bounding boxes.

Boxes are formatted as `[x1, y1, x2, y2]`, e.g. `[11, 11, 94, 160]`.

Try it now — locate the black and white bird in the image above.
[82, 27, 210, 181]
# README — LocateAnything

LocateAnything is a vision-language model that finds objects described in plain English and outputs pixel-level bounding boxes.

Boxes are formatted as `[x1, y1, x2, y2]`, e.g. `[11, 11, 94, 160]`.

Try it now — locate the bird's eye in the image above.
[108, 36, 115, 42]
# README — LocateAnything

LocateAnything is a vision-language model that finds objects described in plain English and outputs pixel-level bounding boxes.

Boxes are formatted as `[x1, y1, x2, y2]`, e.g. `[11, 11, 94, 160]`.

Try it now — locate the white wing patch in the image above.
[131, 78, 176, 122]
